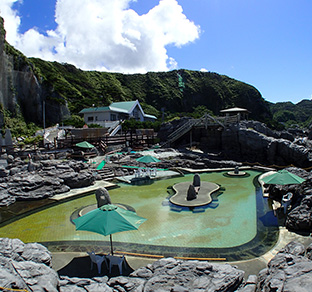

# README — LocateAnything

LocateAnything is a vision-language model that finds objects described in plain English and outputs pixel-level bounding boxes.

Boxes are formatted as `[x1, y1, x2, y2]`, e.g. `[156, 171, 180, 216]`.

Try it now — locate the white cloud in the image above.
[0, 0, 21, 45]
[0, 0, 200, 73]
[200, 68, 208, 72]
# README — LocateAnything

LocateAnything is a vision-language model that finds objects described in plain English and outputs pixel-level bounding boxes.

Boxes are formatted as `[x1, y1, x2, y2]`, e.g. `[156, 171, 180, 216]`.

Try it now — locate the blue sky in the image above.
[1, 0, 312, 104]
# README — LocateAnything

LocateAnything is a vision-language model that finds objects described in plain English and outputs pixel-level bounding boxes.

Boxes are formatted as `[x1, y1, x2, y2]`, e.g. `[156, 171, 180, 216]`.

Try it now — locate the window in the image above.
[88, 116, 94, 122]
[111, 114, 117, 121]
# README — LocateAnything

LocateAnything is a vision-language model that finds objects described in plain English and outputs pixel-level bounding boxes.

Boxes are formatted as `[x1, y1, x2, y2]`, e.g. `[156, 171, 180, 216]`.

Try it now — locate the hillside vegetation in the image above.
[5, 15, 312, 134]
[29, 58, 272, 122]
[269, 100, 312, 129]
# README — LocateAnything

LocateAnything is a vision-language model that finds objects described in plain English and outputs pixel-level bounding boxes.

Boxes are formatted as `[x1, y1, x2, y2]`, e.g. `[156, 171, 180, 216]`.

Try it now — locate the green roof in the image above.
[79, 106, 109, 114]
[110, 101, 137, 112]
[79, 100, 156, 120]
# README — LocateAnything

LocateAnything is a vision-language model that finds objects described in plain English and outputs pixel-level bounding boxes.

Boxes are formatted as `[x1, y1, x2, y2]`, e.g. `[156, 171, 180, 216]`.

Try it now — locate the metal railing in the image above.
[162, 114, 225, 147]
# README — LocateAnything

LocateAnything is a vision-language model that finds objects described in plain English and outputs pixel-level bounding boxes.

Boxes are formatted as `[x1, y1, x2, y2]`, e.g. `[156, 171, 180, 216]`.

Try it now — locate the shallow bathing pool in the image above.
[0, 170, 279, 260]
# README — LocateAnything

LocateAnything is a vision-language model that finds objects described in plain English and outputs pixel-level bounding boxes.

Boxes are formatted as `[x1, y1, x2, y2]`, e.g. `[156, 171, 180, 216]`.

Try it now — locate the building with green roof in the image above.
[79, 100, 157, 128]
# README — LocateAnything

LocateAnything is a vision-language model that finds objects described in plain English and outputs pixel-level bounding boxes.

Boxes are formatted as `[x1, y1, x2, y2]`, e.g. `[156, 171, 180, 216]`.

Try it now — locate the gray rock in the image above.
[108, 276, 145, 291]
[143, 258, 244, 292]
[187, 184, 197, 200]
[306, 243, 312, 260]
[0, 158, 96, 206]
[0, 166, 9, 177]
[0, 238, 52, 266]
[61, 170, 95, 188]
[95, 187, 111, 208]
[193, 173, 201, 187]
[257, 241, 312, 292]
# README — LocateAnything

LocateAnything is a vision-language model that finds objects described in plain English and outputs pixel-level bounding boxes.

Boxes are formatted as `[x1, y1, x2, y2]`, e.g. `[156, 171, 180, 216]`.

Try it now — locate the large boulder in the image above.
[0, 158, 95, 206]
[130, 257, 244, 292]
[257, 242, 312, 292]
[0, 238, 58, 291]
[0, 238, 52, 265]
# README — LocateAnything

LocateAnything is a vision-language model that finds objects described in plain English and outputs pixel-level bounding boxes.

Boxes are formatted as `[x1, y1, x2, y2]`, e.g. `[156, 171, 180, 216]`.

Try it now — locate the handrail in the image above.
[163, 114, 225, 147]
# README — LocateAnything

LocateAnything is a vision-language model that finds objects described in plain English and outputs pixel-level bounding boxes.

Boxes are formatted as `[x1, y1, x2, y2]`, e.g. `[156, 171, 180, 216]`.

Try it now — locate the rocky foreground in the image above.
[1, 238, 312, 291]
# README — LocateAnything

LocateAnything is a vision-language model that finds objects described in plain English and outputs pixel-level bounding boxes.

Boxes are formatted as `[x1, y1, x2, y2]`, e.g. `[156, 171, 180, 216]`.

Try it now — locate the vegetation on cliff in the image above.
[269, 100, 312, 129]
[29, 58, 272, 123]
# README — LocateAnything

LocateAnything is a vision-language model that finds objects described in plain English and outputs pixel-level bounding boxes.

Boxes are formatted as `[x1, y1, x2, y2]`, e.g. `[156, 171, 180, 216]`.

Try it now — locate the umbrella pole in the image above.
[110, 234, 114, 255]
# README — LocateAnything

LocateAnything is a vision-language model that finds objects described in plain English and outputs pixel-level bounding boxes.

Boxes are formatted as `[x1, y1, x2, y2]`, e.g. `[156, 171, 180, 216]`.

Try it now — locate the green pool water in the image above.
[0, 170, 262, 250]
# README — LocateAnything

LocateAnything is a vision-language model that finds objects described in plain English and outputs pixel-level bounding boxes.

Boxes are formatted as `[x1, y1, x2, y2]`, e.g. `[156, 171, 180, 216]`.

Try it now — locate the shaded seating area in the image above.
[134, 167, 157, 178]
[87, 251, 108, 274]
[58, 252, 133, 278]
[106, 254, 125, 275]
[88, 253, 126, 276]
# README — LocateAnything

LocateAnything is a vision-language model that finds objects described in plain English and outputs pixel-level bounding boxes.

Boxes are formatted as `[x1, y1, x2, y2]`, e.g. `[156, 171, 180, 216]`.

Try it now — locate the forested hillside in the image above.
[269, 100, 312, 128]
[29, 58, 272, 122]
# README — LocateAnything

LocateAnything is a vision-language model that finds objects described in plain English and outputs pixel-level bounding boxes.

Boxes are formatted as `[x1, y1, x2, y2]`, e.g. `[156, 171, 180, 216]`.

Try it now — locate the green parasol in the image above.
[262, 169, 306, 185]
[136, 155, 161, 164]
[73, 204, 146, 255]
[75, 141, 95, 149]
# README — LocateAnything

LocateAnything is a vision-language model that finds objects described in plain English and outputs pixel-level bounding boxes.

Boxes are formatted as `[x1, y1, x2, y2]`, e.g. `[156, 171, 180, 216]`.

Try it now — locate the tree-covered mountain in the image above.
[29, 57, 272, 122]
[269, 100, 312, 128]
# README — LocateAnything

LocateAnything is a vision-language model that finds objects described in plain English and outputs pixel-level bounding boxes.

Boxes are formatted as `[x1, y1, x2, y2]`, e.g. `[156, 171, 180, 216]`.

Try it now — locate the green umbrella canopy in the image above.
[73, 204, 146, 254]
[136, 155, 161, 163]
[262, 169, 306, 185]
[75, 141, 95, 149]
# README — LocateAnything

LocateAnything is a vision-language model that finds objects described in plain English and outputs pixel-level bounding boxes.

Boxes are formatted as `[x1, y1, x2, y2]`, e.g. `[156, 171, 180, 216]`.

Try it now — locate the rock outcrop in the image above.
[0, 238, 58, 292]
[257, 241, 312, 291]
[2, 239, 312, 291]
[0, 17, 70, 125]
[158, 120, 312, 168]
[0, 156, 95, 206]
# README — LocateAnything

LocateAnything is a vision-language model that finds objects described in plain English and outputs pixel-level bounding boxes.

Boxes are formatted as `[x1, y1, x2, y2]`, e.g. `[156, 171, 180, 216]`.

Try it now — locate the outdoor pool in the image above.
[0, 169, 279, 260]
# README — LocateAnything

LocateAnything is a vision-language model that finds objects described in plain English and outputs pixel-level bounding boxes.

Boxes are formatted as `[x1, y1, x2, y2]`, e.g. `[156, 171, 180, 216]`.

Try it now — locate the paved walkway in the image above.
[115, 169, 181, 184]
[51, 227, 312, 279]
[50, 180, 117, 201]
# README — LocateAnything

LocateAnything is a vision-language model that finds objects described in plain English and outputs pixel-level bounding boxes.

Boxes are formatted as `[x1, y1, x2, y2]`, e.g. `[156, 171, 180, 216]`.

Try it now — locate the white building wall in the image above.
[84, 112, 111, 124]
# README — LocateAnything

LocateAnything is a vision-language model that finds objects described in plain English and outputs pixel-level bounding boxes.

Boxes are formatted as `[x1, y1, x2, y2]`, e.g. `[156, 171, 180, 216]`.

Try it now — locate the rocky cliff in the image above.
[0, 17, 42, 124]
[0, 17, 70, 126]
[159, 119, 312, 168]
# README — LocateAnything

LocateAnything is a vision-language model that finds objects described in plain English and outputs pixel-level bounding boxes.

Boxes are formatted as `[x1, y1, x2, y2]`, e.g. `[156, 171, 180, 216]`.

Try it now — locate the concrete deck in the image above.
[50, 180, 117, 201]
[170, 181, 220, 207]
[51, 227, 312, 279]
[115, 170, 182, 184]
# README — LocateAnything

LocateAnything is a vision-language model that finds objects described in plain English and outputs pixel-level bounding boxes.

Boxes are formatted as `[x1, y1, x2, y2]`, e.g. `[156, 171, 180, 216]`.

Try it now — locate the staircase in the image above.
[162, 114, 224, 147]
[96, 167, 115, 180]
[108, 121, 122, 136]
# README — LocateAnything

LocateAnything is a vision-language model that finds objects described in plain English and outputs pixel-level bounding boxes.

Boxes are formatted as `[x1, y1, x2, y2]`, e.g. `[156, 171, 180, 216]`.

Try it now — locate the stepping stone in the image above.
[192, 207, 205, 213]
[207, 202, 219, 209]
[170, 206, 183, 212]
